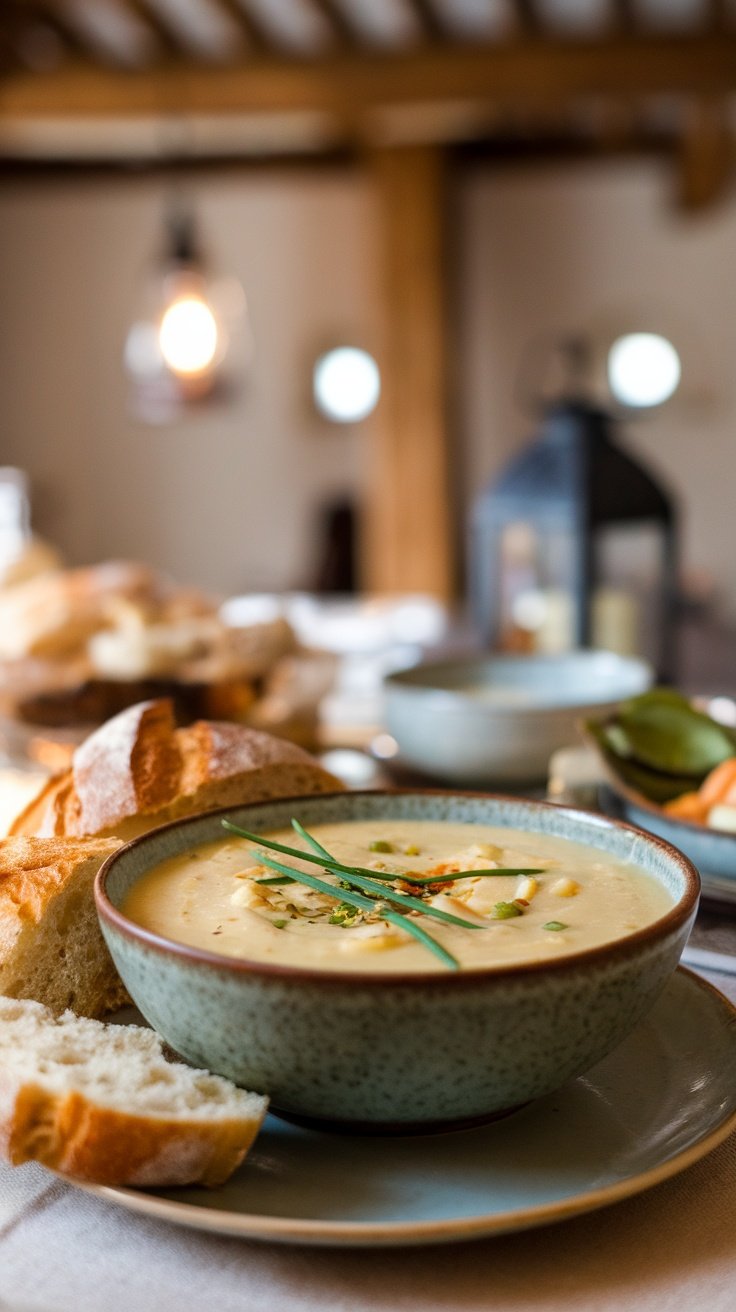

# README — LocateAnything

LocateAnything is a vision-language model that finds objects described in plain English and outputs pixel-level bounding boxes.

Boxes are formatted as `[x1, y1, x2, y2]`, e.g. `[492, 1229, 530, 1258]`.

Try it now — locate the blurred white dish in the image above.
[384, 650, 653, 785]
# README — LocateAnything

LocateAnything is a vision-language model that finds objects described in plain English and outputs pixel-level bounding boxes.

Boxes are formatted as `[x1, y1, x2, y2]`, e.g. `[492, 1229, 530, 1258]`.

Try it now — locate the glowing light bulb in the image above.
[159, 296, 219, 376]
[608, 333, 681, 408]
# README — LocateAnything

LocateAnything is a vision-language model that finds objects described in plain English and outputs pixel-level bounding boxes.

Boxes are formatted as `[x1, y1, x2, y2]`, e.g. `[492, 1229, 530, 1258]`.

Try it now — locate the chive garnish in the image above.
[291, 818, 333, 862]
[256, 851, 484, 932]
[543, 921, 567, 931]
[253, 853, 460, 969]
[221, 821, 540, 887]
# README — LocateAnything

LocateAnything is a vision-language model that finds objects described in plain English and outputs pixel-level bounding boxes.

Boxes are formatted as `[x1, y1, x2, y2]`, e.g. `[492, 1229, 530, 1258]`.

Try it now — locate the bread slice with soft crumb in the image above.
[0, 997, 268, 1187]
[0, 836, 124, 1017]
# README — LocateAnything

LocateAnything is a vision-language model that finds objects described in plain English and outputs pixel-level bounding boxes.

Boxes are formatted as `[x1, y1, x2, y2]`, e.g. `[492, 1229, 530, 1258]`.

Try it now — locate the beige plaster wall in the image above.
[0, 157, 734, 608]
[0, 168, 379, 596]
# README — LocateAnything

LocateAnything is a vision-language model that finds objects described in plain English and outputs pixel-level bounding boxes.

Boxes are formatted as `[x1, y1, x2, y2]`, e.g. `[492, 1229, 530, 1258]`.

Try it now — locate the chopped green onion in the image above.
[404, 844, 420, 856]
[272, 919, 287, 929]
[492, 902, 523, 920]
[369, 839, 393, 853]
[543, 921, 568, 931]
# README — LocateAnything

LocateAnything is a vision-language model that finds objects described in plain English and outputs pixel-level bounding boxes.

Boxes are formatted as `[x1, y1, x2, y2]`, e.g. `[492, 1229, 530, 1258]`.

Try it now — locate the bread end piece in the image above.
[0, 836, 125, 1018]
[0, 998, 269, 1188]
[10, 699, 344, 841]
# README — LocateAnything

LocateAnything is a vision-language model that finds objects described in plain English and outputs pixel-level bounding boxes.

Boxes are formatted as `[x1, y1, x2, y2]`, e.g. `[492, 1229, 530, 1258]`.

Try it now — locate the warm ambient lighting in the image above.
[313, 347, 381, 423]
[159, 296, 219, 376]
[608, 333, 681, 408]
[125, 203, 248, 423]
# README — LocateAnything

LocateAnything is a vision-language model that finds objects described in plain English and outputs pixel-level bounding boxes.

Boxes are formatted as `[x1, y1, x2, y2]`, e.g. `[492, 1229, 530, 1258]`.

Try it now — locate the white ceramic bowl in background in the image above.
[384, 650, 653, 785]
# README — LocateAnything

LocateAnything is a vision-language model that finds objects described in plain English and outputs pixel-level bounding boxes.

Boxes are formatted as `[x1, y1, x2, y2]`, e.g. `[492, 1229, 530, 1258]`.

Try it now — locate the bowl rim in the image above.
[384, 651, 654, 714]
[95, 789, 700, 989]
[601, 779, 736, 843]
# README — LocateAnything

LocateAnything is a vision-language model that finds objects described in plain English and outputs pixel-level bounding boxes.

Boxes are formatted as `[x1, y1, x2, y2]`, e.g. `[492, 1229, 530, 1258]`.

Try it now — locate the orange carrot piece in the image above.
[697, 757, 736, 808]
[663, 792, 709, 822]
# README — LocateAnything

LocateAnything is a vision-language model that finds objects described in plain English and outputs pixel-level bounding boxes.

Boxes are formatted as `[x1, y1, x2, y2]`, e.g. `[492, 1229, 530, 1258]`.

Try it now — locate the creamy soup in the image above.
[121, 819, 674, 974]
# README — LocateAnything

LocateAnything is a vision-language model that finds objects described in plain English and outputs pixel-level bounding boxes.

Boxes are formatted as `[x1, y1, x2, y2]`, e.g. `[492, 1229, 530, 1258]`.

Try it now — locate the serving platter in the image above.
[600, 784, 736, 906]
[74, 969, 736, 1247]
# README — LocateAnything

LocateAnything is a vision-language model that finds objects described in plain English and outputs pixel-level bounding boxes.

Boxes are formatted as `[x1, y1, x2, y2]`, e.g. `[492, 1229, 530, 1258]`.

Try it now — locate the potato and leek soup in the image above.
[121, 818, 674, 974]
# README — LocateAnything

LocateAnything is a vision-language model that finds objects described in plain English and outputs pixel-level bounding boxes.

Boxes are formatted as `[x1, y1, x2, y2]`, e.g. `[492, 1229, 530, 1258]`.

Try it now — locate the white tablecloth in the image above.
[1, 968, 734, 1312]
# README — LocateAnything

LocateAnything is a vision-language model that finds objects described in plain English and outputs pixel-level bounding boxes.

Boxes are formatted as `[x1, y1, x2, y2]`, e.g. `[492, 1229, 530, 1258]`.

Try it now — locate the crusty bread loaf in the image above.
[0, 997, 268, 1187]
[0, 836, 124, 1018]
[0, 562, 169, 662]
[11, 698, 342, 841]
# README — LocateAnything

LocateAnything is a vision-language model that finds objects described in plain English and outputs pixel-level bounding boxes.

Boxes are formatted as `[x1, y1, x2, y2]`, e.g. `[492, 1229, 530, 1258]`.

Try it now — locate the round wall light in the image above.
[607, 332, 681, 408]
[313, 347, 381, 423]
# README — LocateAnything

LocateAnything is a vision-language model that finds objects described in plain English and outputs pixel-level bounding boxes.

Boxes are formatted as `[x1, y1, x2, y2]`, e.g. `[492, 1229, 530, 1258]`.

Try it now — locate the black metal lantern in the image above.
[469, 397, 679, 680]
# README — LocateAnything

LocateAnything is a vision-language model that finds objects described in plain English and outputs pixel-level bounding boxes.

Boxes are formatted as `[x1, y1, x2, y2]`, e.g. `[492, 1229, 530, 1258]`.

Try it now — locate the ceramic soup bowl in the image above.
[384, 651, 653, 785]
[96, 792, 698, 1132]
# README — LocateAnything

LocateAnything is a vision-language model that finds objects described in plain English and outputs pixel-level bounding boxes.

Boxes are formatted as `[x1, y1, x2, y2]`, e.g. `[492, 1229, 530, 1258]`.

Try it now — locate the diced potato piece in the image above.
[466, 843, 503, 861]
[427, 893, 488, 924]
[337, 925, 406, 953]
[515, 876, 539, 902]
[230, 881, 268, 909]
[550, 877, 580, 898]
[463, 880, 512, 915]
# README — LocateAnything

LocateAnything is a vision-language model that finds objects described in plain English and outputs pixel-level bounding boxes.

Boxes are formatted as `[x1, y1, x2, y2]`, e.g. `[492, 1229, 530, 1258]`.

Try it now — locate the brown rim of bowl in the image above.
[94, 789, 700, 989]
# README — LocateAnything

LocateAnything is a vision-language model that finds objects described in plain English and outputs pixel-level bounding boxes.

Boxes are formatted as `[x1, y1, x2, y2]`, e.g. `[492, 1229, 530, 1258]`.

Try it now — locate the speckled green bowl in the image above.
[95, 792, 699, 1133]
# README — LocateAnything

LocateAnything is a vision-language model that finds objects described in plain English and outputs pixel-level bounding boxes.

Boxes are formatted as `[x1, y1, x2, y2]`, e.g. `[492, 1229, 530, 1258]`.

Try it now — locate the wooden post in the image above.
[363, 144, 454, 600]
[677, 97, 733, 211]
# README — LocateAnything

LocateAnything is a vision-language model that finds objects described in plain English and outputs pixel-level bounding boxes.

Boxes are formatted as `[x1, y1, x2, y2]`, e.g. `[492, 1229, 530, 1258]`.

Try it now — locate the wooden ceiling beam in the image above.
[3, 36, 736, 119]
[612, 0, 637, 34]
[21, 4, 94, 62]
[513, 0, 542, 37]
[118, 0, 188, 59]
[308, 0, 361, 50]
[706, 0, 730, 32]
[405, 0, 450, 43]
[206, 0, 277, 57]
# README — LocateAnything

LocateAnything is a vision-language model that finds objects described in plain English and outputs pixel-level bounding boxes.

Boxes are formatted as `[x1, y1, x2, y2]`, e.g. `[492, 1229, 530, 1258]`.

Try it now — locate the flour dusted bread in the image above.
[12, 698, 342, 841]
[0, 836, 123, 1017]
[0, 997, 268, 1187]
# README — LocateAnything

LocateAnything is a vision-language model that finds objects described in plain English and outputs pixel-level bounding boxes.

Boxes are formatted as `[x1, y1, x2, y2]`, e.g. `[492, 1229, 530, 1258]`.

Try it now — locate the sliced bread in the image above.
[0, 836, 124, 1017]
[0, 997, 268, 1187]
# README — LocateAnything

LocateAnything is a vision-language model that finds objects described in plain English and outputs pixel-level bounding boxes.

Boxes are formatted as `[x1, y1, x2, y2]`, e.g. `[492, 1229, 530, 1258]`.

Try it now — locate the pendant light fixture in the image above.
[124, 197, 249, 424]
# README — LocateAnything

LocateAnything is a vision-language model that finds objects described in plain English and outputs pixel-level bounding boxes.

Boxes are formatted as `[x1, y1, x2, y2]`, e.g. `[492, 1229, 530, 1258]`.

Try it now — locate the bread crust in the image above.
[0, 1079, 263, 1187]
[0, 836, 118, 926]
[0, 836, 125, 1017]
[11, 699, 342, 840]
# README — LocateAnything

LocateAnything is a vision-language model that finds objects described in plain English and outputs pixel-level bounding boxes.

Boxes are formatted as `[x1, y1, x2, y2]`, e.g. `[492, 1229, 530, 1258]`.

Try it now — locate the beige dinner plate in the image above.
[71, 969, 736, 1248]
